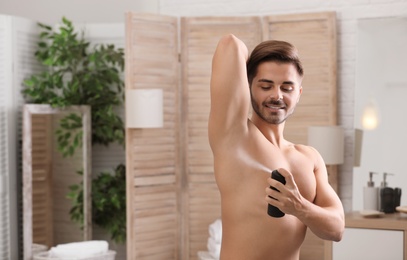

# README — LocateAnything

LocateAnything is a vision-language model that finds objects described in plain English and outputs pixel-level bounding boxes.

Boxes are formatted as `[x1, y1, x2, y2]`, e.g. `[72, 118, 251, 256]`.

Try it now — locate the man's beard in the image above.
[251, 96, 292, 125]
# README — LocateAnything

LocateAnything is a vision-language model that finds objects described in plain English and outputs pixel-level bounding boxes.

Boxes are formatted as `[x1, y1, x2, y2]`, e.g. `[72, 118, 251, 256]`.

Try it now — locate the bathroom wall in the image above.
[159, 0, 407, 212]
[0, 0, 159, 24]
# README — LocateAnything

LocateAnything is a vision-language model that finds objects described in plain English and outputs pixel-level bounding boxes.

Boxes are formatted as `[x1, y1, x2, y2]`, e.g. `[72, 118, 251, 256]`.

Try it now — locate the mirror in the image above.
[22, 104, 92, 260]
[353, 17, 407, 210]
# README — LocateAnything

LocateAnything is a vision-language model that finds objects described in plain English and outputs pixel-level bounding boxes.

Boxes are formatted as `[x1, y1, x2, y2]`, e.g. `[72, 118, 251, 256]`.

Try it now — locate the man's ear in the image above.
[297, 86, 303, 103]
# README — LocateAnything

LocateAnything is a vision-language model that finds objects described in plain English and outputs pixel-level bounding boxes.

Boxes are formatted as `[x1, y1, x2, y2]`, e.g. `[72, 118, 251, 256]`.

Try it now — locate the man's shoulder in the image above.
[292, 143, 319, 158]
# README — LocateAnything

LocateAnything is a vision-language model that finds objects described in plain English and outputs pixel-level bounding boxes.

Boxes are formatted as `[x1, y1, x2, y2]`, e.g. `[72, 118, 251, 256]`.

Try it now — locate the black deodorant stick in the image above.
[267, 170, 286, 218]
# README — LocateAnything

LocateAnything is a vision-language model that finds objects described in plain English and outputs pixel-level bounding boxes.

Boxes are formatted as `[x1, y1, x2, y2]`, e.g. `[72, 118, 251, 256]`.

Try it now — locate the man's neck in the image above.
[250, 117, 286, 148]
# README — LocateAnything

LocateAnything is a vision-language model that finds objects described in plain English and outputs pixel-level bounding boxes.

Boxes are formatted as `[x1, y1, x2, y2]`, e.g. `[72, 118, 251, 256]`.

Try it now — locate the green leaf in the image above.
[44, 57, 54, 66]
[38, 22, 52, 31]
[24, 79, 34, 87]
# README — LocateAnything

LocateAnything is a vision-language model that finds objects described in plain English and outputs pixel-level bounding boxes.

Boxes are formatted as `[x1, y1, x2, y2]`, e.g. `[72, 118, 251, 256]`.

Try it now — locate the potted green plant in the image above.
[23, 17, 126, 243]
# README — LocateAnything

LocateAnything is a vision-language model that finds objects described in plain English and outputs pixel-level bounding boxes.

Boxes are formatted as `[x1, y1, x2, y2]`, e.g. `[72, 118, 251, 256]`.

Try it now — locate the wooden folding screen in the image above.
[125, 13, 181, 260]
[126, 11, 337, 260]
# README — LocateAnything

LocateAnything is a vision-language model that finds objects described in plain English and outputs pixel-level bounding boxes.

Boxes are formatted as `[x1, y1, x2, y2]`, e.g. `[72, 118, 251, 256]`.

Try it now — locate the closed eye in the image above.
[281, 85, 294, 92]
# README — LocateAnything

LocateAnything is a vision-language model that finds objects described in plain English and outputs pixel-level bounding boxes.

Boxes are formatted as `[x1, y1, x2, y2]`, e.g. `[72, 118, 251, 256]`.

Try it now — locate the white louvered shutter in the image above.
[0, 15, 41, 260]
[0, 106, 10, 260]
[0, 15, 15, 260]
[125, 13, 180, 260]
[13, 17, 43, 260]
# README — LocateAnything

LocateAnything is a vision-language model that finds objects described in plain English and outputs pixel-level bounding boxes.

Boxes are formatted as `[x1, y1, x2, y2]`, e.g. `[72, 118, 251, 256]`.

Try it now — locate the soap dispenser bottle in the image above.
[380, 172, 395, 213]
[363, 172, 379, 210]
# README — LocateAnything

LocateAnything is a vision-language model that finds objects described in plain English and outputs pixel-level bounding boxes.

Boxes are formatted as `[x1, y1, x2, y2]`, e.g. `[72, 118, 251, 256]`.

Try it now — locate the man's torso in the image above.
[213, 121, 317, 260]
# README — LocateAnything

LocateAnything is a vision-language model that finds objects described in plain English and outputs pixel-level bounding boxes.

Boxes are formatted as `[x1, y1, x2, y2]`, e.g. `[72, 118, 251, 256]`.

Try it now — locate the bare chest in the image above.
[215, 138, 317, 203]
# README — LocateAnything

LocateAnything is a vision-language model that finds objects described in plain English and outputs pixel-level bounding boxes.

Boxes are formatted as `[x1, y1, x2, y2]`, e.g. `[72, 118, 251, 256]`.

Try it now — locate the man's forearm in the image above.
[297, 199, 344, 241]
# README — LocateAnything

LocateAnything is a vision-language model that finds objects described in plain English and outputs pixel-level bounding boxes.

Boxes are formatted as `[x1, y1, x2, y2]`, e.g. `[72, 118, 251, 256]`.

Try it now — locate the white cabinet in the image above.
[326, 212, 407, 260]
[333, 228, 404, 260]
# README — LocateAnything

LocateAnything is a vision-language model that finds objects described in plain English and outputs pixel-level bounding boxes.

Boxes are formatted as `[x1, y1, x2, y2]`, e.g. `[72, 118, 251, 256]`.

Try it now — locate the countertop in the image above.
[345, 211, 407, 230]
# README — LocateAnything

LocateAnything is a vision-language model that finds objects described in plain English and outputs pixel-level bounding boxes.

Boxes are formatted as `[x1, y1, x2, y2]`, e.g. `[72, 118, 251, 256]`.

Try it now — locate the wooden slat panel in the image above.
[31, 114, 53, 247]
[125, 12, 180, 260]
[263, 12, 337, 260]
[181, 16, 262, 260]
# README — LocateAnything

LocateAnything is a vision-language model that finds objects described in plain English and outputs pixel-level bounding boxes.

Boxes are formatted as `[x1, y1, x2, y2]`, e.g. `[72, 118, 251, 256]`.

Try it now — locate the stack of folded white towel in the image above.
[32, 243, 48, 256]
[48, 240, 109, 259]
[206, 218, 222, 260]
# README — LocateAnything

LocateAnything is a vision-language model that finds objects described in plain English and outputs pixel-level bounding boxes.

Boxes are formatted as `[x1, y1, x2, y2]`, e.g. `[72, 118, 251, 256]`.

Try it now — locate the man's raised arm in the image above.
[208, 34, 251, 150]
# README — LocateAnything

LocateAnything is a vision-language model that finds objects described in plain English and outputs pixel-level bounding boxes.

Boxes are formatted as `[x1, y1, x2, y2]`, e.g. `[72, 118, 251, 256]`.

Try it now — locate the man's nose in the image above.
[269, 88, 283, 100]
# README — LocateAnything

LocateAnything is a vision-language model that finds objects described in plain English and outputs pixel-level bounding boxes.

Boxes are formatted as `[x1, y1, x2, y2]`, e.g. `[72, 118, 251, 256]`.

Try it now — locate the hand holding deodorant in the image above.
[267, 170, 286, 218]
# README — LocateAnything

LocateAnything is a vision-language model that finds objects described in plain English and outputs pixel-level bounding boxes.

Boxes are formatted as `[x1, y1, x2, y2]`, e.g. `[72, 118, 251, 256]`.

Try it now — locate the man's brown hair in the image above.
[246, 40, 304, 85]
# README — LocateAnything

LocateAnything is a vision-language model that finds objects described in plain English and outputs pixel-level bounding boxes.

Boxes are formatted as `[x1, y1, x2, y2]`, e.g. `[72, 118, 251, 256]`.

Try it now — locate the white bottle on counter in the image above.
[363, 172, 379, 210]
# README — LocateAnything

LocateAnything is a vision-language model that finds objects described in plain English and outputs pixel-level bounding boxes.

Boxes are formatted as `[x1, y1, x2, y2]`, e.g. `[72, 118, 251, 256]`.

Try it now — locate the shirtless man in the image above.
[208, 34, 344, 260]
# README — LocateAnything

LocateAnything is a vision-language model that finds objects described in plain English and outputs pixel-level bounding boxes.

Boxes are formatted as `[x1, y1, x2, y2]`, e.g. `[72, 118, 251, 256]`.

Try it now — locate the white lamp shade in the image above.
[308, 126, 345, 165]
[126, 89, 163, 128]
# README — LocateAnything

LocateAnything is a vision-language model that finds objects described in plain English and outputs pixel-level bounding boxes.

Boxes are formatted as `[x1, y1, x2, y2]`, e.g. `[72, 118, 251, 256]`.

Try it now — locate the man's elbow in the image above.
[332, 228, 344, 242]
[322, 216, 344, 242]
[332, 208, 345, 242]
[219, 34, 238, 46]
[216, 34, 248, 59]
[331, 220, 345, 242]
